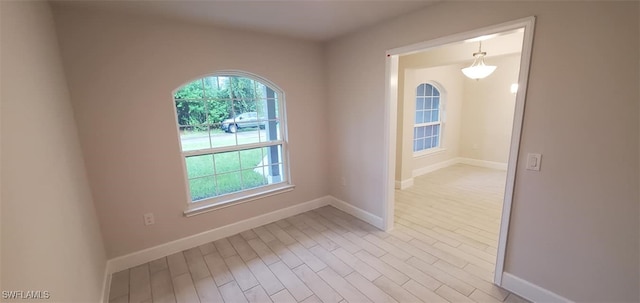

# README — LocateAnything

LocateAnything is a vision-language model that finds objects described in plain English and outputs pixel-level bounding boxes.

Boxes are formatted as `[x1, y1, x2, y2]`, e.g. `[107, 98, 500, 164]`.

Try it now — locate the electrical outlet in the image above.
[341, 177, 346, 187]
[143, 213, 155, 226]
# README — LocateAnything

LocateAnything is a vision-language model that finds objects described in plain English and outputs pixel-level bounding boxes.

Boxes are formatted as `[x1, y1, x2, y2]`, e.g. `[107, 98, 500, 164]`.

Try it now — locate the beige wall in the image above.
[327, 2, 639, 301]
[459, 54, 519, 163]
[0, 1, 3, 293]
[52, 7, 329, 258]
[1, 2, 107, 302]
[397, 64, 464, 181]
[0, 0, 3, 294]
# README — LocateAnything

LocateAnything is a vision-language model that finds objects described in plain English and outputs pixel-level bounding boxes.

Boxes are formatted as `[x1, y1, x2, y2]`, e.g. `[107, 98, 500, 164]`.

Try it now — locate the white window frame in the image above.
[413, 82, 444, 157]
[173, 70, 294, 216]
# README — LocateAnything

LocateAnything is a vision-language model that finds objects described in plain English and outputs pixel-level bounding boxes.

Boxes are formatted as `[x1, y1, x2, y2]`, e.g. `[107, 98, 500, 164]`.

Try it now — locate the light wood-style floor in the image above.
[109, 164, 528, 303]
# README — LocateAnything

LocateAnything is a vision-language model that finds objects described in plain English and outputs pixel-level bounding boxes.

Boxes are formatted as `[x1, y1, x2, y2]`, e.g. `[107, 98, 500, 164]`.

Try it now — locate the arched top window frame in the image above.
[413, 82, 445, 156]
[172, 70, 293, 216]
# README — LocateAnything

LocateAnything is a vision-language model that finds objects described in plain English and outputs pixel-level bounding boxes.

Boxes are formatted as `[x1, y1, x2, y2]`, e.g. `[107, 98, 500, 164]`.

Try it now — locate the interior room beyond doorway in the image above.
[390, 26, 528, 286]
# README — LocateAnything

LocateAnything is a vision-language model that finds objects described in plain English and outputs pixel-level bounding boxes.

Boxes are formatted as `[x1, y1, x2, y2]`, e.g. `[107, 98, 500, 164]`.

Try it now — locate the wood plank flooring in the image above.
[109, 164, 528, 303]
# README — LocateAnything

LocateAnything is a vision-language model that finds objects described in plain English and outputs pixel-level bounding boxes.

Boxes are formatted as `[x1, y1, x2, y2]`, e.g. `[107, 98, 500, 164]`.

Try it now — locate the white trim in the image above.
[386, 17, 536, 56]
[394, 178, 414, 190]
[412, 157, 459, 177]
[502, 273, 573, 303]
[413, 147, 446, 158]
[410, 157, 507, 180]
[327, 196, 385, 230]
[101, 268, 111, 303]
[458, 157, 508, 171]
[185, 184, 295, 216]
[495, 16, 536, 286]
[383, 54, 399, 231]
[413, 121, 440, 128]
[106, 196, 330, 274]
[383, 16, 537, 286]
[182, 140, 284, 157]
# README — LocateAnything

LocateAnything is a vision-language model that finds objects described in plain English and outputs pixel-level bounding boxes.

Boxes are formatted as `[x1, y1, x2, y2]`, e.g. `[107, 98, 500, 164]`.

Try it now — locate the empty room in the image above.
[393, 28, 525, 290]
[1, 1, 639, 303]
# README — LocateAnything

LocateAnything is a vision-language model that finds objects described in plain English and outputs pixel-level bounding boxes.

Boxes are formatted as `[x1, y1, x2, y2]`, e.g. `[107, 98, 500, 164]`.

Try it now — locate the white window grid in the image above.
[173, 74, 289, 205]
[414, 83, 442, 152]
[185, 145, 284, 200]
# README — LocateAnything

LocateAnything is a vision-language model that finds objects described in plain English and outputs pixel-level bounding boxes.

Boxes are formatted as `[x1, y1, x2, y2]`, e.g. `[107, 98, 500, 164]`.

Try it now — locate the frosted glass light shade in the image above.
[461, 65, 497, 80]
[461, 41, 497, 80]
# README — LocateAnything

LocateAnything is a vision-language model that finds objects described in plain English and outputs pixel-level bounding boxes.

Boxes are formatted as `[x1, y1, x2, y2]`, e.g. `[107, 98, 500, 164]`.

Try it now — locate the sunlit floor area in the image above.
[108, 165, 528, 303]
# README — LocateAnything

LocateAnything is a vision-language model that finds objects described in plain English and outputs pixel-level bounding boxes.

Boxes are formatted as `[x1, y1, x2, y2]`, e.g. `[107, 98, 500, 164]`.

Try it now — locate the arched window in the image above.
[414, 83, 442, 153]
[173, 71, 292, 213]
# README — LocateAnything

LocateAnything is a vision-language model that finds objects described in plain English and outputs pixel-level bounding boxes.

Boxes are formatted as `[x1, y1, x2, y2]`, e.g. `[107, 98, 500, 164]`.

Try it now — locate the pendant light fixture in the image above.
[461, 41, 497, 80]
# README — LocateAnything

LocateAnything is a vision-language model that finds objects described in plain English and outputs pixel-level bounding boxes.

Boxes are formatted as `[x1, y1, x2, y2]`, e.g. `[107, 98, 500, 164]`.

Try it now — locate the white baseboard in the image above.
[412, 157, 460, 177]
[411, 157, 507, 178]
[458, 157, 508, 171]
[501, 272, 573, 303]
[327, 196, 384, 230]
[394, 178, 414, 189]
[101, 266, 111, 303]
[106, 196, 331, 274]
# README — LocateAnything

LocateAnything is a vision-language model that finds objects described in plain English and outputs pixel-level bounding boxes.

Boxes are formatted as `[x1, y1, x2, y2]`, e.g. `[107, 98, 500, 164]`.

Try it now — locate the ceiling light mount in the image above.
[461, 41, 497, 80]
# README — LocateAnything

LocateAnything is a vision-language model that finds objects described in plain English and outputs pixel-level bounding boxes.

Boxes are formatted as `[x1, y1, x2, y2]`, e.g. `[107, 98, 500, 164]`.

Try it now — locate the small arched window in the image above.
[173, 71, 292, 214]
[414, 83, 442, 153]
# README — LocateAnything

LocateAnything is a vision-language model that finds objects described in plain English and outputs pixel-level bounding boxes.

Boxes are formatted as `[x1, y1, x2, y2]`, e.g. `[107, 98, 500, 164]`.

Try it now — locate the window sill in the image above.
[184, 184, 295, 217]
[413, 148, 447, 158]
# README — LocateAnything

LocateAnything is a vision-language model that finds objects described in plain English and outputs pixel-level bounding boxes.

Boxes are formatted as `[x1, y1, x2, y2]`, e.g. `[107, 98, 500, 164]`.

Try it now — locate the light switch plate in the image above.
[526, 153, 542, 171]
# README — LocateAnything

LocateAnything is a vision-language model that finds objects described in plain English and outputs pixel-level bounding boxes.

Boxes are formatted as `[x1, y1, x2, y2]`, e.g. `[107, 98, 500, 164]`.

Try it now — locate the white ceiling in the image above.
[53, 0, 440, 42]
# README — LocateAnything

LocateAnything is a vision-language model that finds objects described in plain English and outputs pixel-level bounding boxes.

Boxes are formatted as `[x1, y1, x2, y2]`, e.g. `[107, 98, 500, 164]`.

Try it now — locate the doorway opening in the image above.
[382, 17, 536, 285]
